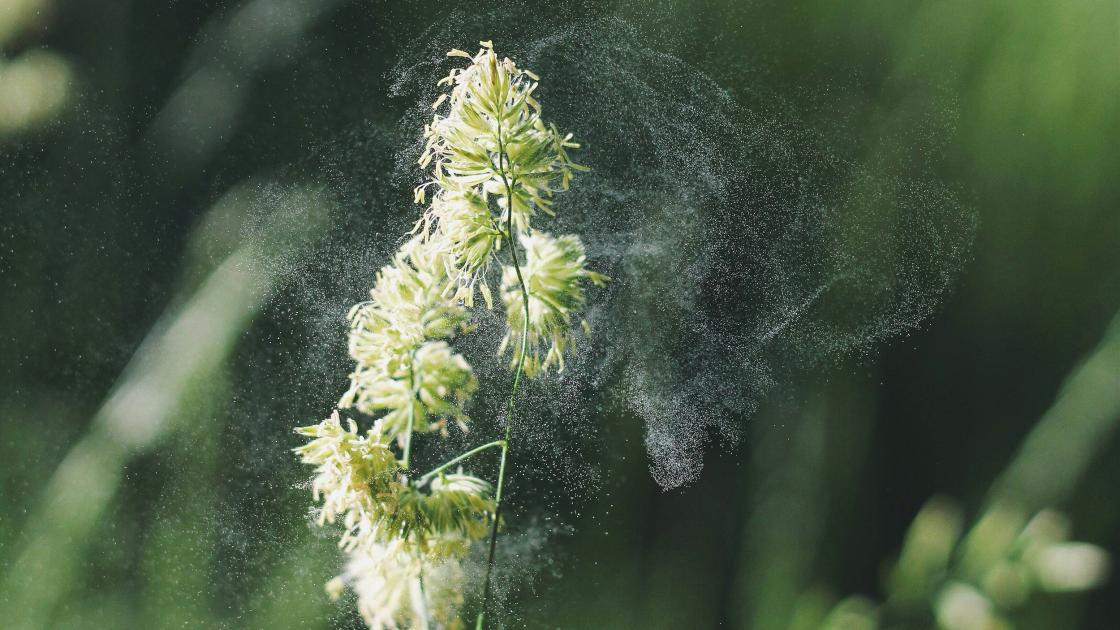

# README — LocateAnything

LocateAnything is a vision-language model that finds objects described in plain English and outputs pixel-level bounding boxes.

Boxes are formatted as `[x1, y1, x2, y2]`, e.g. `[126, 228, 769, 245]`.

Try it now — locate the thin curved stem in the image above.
[476, 124, 531, 630]
[417, 440, 506, 487]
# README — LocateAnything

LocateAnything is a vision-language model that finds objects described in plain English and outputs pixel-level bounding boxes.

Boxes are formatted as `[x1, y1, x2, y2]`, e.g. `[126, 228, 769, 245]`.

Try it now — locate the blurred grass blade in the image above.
[142, 0, 347, 183]
[0, 182, 330, 629]
[990, 309, 1120, 511]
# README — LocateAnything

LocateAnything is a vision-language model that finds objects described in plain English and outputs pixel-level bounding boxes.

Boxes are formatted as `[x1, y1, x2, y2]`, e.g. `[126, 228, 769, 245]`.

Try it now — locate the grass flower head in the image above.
[295, 40, 602, 629]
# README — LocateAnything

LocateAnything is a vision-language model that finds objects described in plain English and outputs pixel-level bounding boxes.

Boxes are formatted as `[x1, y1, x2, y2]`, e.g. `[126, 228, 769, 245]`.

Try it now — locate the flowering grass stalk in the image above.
[294, 41, 604, 629]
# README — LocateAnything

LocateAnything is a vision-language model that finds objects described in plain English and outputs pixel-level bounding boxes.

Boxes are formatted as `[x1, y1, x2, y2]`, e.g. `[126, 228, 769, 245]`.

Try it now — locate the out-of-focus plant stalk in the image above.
[780, 309, 1120, 630]
[0, 184, 329, 630]
[990, 309, 1120, 511]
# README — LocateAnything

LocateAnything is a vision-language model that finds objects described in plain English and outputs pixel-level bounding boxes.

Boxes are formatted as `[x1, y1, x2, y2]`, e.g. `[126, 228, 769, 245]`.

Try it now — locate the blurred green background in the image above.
[2, 1, 1118, 628]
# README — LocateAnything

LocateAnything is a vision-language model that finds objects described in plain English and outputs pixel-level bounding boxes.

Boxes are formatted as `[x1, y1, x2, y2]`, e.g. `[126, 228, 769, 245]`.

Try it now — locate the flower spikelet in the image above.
[413, 341, 478, 431]
[294, 412, 493, 556]
[341, 238, 475, 437]
[423, 473, 495, 541]
[380, 473, 495, 547]
[353, 340, 478, 440]
[418, 41, 584, 234]
[331, 539, 467, 630]
[424, 189, 502, 304]
[345, 237, 464, 373]
[500, 232, 607, 376]
[293, 411, 398, 547]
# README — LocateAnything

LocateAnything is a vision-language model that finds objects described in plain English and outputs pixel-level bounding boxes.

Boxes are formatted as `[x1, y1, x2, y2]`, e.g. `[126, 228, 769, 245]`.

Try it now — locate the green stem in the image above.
[417, 440, 506, 487]
[476, 125, 531, 630]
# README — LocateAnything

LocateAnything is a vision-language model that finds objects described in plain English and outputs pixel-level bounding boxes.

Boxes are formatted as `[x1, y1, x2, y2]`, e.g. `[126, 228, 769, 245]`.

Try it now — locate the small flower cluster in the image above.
[340, 237, 475, 437]
[327, 538, 467, 630]
[499, 232, 607, 377]
[810, 498, 1110, 630]
[931, 504, 1110, 630]
[294, 411, 398, 552]
[295, 41, 603, 629]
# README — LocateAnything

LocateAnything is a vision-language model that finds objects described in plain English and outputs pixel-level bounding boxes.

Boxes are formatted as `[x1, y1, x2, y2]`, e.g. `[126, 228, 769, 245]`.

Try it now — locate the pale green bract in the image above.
[294, 41, 603, 629]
